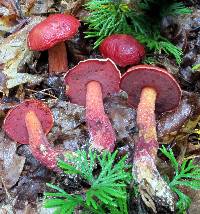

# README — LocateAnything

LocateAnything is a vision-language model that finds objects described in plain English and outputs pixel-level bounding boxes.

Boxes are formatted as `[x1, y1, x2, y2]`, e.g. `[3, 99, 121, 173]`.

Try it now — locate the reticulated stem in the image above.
[136, 87, 157, 158]
[48, 42, 68, 74]
[86, 81, 116, 151]
[25, 111, 60, 170]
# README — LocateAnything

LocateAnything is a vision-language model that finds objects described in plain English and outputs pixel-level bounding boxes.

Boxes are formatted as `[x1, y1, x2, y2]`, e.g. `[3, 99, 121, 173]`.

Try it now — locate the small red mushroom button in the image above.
[120, 65, 181, 209]
[3, 100, 61, 170]
[65, 59, 121, 152]
[28, 14, 80, 74]
[99, 34, 145, 67]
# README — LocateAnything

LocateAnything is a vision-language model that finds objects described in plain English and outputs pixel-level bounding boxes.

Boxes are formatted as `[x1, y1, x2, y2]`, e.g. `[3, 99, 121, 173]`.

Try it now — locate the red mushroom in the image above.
[28, 14, 80, 74]
[3, 100, 61, 170]
[120, 65, 181, 210]
[65, 59, 120, 152]
[99, 34, 145, 67]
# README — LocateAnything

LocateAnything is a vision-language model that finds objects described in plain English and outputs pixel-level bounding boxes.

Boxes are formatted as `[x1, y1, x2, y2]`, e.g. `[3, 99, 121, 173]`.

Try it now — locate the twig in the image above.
[25, 88, 58, 99]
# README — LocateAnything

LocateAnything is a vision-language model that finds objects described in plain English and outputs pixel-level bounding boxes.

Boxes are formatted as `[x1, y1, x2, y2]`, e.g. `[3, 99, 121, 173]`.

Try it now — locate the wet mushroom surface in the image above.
[0, 1, 200, 214]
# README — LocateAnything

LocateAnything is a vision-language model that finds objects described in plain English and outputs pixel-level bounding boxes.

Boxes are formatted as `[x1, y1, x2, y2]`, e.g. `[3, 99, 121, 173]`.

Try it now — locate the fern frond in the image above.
[160, 145, 200, 213]
[161, 2, 192, 16]
[192, 64, 200, 71]
[44, 149, 131, 213]
[84, 0, 189, 64]
[59, 150, 96, 183]
[135, 31, 183, 64]
[84, 0, 146, 48]
[160, 146, 179, 174]
[173, 188, 191, 214]
[44, 183, 83, 214]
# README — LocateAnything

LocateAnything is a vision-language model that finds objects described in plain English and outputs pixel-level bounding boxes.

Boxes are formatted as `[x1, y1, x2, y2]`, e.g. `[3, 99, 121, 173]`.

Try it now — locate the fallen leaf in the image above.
[0, 16, 44, 91]
[104, 92, 137, 142]
[23, 0, 54, 16]
[188, 189, 200, 214]
[0, 130, 25, 189]
[157, 91, 200, 161]
[0, 0, 16, 16]
[0, 14, 18, 32]
[57, 0, 84, 15]
[158, 91, 200, 143]
[14, 145, 53, 209]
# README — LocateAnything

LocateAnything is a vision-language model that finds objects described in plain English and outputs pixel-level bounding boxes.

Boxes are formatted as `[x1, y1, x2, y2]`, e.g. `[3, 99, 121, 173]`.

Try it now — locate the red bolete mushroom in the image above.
[65, 59, 120, 152]
[120, 65, 181, 211]
[99, 34, 145, 67]
[3, 99, 61, 170]
[28, 14, 80, 74]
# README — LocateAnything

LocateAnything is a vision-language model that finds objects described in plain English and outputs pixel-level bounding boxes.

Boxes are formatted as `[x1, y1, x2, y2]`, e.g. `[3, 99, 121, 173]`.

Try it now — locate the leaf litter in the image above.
[0, 0, 200, 213]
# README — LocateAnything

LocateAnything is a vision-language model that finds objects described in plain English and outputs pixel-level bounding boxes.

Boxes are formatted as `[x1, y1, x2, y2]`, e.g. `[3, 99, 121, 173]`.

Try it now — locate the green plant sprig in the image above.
[84, 0, 191, 64]
[160, 146, 200, 213]
[44, 150, 132, 214]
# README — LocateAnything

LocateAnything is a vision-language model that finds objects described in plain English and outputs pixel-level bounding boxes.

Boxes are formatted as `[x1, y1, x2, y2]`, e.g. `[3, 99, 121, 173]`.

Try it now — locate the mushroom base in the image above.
[133, 138, 174, 212]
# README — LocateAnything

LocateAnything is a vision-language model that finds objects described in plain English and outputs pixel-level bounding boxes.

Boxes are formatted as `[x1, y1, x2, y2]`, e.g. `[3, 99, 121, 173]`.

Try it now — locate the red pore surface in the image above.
[65, 59, 121, 106]
[120, 65, 182, 113]
[99, 34, 145, 67]
[3, 100, 53, 144]
[28, 14, 80, 51]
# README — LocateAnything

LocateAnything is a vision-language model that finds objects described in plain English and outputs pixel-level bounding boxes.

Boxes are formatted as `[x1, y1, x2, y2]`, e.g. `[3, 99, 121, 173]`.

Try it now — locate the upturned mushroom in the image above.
[120, 65, 181, 210]
[28, 14, 80, 74]
[3, 99, 61, 170]
[99, 34, 145, 67]
[65, 59, 121, 152]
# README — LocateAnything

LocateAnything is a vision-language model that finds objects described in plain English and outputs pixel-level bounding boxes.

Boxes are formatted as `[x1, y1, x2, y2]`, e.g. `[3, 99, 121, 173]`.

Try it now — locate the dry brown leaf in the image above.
[0, 16, 44, 92]
[23, 0, 54, 16]
[0, 0, 16, 16]
[0, 130, 25, 189]
[58, 0, 85, 15]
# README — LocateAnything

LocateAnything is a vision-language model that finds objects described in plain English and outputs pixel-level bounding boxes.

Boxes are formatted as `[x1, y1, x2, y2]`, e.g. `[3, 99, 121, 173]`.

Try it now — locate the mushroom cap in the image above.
[99, 34, 145, 67]
[28, 14, 80, 51]
[120, 65, 182, 113]
[64, 59, 121, 106]
[3, 100, 53, 144]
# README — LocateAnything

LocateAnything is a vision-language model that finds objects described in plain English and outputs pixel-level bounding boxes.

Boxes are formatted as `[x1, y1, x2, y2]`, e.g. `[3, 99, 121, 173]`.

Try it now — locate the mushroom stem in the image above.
[136, 87, 158, 158]
[86, 81, 116, 151]
[134, 87, 174, 211]
[48, 42, 68, 74]
[25, 111, 60, 170]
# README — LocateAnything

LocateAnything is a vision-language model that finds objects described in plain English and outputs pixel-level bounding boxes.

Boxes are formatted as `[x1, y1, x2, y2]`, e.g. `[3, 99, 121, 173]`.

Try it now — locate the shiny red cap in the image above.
[28, 14, 80, 51]
[100, 34, 145, 67]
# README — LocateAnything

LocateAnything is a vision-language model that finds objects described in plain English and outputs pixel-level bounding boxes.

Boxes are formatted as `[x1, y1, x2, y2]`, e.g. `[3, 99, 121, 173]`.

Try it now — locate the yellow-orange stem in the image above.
[136, 87, 157, 157]
[48, 42, 68, 74]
